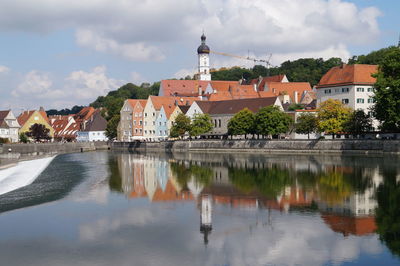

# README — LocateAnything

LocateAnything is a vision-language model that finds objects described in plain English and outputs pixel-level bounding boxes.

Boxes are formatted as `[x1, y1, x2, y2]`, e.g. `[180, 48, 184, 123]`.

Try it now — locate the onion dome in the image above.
[197, 34, 210, 54]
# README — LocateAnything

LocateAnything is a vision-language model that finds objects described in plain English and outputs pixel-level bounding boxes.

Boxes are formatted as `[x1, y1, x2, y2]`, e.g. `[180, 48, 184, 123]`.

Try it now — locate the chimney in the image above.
[174, 100, 178, 106]
[340, 63, 346, 69]
[294, 91, 298, 103]
[198, 86, 202, 96]
[39, 106, 45, 112]
[253, 83, 257, 92]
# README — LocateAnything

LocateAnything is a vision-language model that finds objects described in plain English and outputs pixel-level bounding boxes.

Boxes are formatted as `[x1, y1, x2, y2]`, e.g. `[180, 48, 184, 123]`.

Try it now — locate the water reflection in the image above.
[110, 152, 400, 251]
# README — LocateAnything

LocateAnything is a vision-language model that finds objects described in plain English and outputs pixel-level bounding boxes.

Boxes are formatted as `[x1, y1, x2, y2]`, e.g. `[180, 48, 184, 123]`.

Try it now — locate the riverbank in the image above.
[111, 139, 400, 155]
[0, 142, 110, 167]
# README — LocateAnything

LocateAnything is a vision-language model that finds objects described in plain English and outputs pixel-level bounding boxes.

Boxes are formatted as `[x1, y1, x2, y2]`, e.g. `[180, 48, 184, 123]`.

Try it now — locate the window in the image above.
[368, 98, 375, 103]
[214, 120, 217, 127]
[218, 119, 221, 128]
[135, 129, 138, 133]
[356, 98, 365, 103]
[153, 112, 155, 117]
[153, 121, 155, 125]
[367, 87, 373, 92]
[324, 89, 331, 94]
[342, 88, 349, 93]
[159, 122, 161, 126]
[335, 88, 340, 93]
[357, 87, 364, 92]
[342, 99, 349, 104]
[145, 130, 147, 134]
[164, 122, 167, 126]
[134, 113, 138, 117]
[145, 113, 147, 117]
[139, 129, 142, 133]
[144, 121, 147, 126]
[133, 120, 136, 126]
[139, 120, 142, 125]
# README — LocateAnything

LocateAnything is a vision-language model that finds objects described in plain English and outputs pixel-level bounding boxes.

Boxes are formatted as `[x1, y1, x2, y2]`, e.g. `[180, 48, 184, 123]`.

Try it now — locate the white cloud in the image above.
[12, 70, 53, 97]
[0, 0, 381, 64]
[0, 65, 10, 74]
[65, 65, 124, 100]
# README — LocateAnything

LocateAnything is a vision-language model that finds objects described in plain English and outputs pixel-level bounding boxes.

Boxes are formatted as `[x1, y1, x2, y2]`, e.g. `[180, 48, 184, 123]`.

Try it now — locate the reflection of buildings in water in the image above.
[200, 194, 212, 245]
[187, 177, 204, 198]
[318, 168, 383, 217]
[275, 185, 314, 213]
[321, 214, 377, 236]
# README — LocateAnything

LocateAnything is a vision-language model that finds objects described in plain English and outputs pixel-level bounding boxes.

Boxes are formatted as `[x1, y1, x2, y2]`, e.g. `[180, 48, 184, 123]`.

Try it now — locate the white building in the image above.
[76, 111, 108, 142]
[0, 110, 20, 143]
[197, 33, 211, 81]
[316, 64, 378, 129]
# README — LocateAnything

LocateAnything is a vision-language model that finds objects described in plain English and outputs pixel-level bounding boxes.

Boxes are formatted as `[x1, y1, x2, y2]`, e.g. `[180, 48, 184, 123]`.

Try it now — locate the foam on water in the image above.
[0, 156, 56, 196]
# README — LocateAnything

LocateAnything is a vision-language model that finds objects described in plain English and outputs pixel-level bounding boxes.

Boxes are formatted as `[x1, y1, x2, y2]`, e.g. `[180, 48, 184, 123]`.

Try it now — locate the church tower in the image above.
[197, 33, 211, 81]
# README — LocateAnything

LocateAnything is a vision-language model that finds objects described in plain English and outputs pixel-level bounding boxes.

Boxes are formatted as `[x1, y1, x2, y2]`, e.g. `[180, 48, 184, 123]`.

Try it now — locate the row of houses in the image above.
[0, 107, 107, 143]
[117, 62, 378, 141]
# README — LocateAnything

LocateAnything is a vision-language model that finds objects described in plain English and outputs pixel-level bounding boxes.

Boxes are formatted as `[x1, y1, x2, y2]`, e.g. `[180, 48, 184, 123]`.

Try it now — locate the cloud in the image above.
[0, 65, 10, 74]
[0, 0, 381, 64]
[65, 65, 125, 100]
[12, 70, 54, 97]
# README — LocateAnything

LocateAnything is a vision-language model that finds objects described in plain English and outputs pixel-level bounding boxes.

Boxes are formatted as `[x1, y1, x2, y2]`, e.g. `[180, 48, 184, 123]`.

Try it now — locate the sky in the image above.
[0, 0, 398, 112]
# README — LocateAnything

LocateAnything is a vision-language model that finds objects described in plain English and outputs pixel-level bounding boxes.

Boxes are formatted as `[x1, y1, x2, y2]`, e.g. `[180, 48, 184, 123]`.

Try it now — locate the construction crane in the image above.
[208, 50, 273, 68]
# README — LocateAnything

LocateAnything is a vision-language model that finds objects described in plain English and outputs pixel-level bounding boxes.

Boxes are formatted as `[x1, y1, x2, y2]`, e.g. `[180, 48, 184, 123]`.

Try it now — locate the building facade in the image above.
[17, 108, 54, 139]
[316, 64, 378, 129]
[0, 110, 20, 143]
[118, 99, 147, 141]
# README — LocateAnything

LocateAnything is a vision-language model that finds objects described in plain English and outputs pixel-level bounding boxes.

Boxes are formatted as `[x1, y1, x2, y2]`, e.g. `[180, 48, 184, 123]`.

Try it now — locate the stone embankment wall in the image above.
[0, 141, 110, 156]
[112, 139, 400, 154]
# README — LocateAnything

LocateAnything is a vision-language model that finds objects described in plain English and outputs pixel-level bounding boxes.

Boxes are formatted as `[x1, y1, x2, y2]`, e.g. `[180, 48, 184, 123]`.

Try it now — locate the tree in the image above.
[105, 115, 120, 140]
[317, 99, 352, 138]
[170, 113, 191, 138]
[254, 106, 293, 138]
[344, 109, 373, 135]
[189, 114, 213, 137]
[373, 48, 400, 131]
[227, 108, 255, 138]
[19, 132, 29, 143]
[26, 123, 51, 142]
[295, 113, 318, 139]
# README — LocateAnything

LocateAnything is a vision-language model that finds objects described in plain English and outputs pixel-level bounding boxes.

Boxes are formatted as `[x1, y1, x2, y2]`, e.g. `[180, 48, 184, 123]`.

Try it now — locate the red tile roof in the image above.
[160, 80, 211, 96]
[149, 96, 197, 117]
[263, 82, 312, 102]
[250, 74, 287, 91]
[322, 214, 377, 236]
[18, 110, 50, 126]
[317, 64, 378, 88]
[127, 99, 147, 109]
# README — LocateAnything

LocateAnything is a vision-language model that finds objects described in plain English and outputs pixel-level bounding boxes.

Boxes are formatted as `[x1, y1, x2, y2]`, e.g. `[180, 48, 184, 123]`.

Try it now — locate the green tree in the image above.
[19, 132, 29, 143]
[105, 114, 120, 140]
[344, 109, 373, 135]
[349, 46, 399, 65]
[373, 48, 400, 131]
[317, 99, 352, 138]
[227, 108, 255, 138]
[295, 113, 318, 139]
[26, 123, 51, 142]
[254, 106, 293, 138]
[189, 113, 213, 137]
[170, 113, 191, 138]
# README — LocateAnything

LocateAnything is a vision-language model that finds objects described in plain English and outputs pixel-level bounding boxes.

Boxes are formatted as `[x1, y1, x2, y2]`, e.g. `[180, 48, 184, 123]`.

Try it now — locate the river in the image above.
[0, 151, 399, 266]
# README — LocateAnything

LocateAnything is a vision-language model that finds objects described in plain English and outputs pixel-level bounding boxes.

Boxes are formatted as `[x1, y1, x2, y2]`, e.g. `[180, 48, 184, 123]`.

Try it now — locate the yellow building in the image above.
[17, 109, 54, 138]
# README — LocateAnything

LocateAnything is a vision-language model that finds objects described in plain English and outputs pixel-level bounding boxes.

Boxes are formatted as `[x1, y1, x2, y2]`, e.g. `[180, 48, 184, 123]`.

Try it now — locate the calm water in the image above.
[0, 151, 399, 266]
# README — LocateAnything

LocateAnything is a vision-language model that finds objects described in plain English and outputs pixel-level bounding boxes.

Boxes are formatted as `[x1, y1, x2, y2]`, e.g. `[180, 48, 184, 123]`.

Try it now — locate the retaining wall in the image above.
[111, 139, 400, 154]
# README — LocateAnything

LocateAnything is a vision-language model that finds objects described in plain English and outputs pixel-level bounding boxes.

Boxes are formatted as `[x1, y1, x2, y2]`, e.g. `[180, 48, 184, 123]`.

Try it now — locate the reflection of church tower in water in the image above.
[200, 194, 213, 245]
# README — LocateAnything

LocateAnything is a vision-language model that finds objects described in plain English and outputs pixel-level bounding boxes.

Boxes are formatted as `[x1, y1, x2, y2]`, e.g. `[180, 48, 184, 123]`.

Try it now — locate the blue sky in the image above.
[0, 0, 398, 111]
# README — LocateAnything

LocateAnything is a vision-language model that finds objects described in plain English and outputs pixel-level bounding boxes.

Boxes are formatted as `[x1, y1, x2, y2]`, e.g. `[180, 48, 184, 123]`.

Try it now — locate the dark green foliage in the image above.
[344, 110, 373, 134]
[348, 46, 399, 65]
[295, 113, 318, 139]
[170, 161, 213, 188]
[26, 123, 51, 142]
[46, 105, 84, 116]
[227, 108, 255, 137]
[90, 82, 160, 120]
[254, 106, 293, 137]
[19, 132, 29, 143]
[105, 115, 120, 140]
[372, 48, 400, 131]
[170, 113, 191, 138]
[210, 57, 343, 86]
[189, 114, 213, 137]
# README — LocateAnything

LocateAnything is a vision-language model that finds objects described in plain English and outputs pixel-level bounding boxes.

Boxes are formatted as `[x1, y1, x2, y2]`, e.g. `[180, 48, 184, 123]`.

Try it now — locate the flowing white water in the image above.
[0, 156, 56, 196]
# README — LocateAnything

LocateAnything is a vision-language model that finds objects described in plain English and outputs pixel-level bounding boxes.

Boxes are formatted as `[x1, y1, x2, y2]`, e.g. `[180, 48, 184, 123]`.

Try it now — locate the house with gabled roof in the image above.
[17, 107, 54, 139]
[186, 97, 283, 136]
[76, 111, 107, 142]
[118, 99, 147, 141]
[250, 74, 289, 91]
[316, 64, 378, 129]
[143, 96, 197, 140]
[0, 110, 20, 142]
